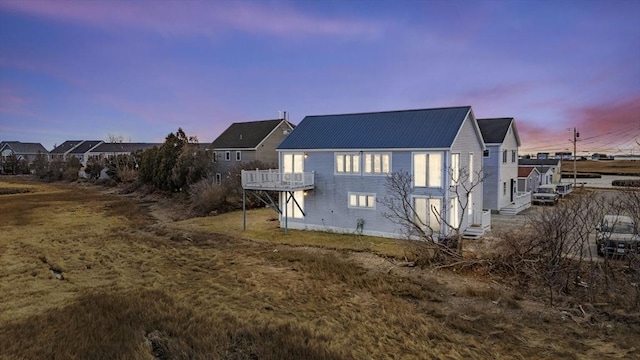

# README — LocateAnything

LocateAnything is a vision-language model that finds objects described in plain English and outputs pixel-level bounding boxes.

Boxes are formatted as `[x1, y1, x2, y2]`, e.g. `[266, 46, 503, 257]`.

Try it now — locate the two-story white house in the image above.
[477, 118, 530, 215]
[242, 106, 489, 239]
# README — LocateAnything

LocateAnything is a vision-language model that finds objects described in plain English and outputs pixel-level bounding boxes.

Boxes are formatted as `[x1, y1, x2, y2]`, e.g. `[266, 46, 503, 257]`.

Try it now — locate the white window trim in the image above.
[412, 152, 443, 188]
[347, 192, 376, 210]
[236, 151, 241, 161]
[469, 152, 474, 183]
[215, 173, 221, 184]
[451, 153, 460, 185]
[502, 150, 508, 163]
[363, 152, 391, 175]
[412, 195, 442, 233]
[225, 151, 231, 161]
[334, 152, 361, 175]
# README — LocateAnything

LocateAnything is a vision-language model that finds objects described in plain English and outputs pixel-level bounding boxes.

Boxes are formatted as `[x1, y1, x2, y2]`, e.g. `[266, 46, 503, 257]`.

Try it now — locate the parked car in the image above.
[532, 184, 559, 205]
[596, 215, 640, 257]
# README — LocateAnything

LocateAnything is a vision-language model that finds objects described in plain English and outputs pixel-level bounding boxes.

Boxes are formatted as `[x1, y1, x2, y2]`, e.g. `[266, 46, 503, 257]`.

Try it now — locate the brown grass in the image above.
[565, 159, 640, 175]
[1, 177, 639, 360]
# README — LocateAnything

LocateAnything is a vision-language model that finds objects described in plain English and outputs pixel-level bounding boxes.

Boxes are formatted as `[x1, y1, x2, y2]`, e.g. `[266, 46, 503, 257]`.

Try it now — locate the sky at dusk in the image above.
[1, 0, 639, 155]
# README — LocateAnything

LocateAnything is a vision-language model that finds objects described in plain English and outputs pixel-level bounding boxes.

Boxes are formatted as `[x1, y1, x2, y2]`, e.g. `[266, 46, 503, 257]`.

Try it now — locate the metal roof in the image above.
[277, 106, 472, 150]
[68, 141, 103, 154]
[50, 140, 84, 154]
[212, 119, 292, 149]
[477, 118, 520, 145]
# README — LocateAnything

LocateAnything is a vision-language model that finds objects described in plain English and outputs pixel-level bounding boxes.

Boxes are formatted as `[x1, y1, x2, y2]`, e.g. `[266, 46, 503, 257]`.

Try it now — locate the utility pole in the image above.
[569, 128, 579, 188]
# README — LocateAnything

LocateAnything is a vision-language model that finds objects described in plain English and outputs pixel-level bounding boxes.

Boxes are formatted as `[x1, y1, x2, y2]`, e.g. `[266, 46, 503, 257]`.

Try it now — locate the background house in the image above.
[49, 141, 85, 161]
[67, 140, 104, 166]
[265, 106, 487, 239]
[517, 166, 540, 193]
[0, 141, 48, 173]
[211, 119, 294, 184]
[477, 118, 527, 214]
[86, 142, 162, 162]
[519, 158, 562, 183]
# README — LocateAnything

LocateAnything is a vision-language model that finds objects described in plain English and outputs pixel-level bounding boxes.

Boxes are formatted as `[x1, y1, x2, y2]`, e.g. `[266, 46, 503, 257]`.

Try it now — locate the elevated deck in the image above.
[241, 169, 315, 191]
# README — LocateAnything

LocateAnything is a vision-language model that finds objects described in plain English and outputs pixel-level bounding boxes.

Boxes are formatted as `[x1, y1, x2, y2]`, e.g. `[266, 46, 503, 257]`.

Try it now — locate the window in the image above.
[469, 153, 474, 183]
[335, 153, 360, 174]
[468, 192, 473, 216]
[413, 152, 442, 187]
[414, 197, 441, 232]
[502, 150, 507, 163]
[215, 173, 221, 184]
[225, 151, 231, 161]
[213, 152, 218, 162]
[503, 182, 507, 196]
[483, 149, 489, 157]
[364, 153, 390, 174]
[348, 192, 376, 209]
[451, 153, 460, 185]
[511, 150, 516, 163]
[236, 151, 241, 161]
[450, 198, 459, 228]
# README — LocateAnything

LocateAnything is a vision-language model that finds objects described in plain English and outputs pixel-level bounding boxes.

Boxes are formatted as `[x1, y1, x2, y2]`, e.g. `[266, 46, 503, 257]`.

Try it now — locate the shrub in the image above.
[190, 178, 228, 216]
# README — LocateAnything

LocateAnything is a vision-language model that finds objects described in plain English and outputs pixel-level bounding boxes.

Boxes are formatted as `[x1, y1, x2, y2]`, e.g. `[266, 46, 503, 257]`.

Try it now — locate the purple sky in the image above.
[1, 0, 639, 155]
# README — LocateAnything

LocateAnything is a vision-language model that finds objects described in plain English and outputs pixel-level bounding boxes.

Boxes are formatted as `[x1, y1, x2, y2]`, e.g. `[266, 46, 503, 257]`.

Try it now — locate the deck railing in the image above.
[514, 191, 532, 209]
[241, 169, 315, 190]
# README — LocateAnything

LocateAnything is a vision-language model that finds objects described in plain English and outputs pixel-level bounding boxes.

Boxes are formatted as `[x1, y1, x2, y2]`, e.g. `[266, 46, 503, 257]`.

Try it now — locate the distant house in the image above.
[477, 118, 529, 215]
[87, 142, 162, 162]
[49, 141, 85, 162]
[67, 141, 104, 166]
[0, 141, 48, 173]
[519, 158, 562, 183]
[517, 166, 540, 193]
[211, 119, 294, 184]
[555, 152, 572, 160]
[243, 106, 489, 239]
[536, 152, 550, 160]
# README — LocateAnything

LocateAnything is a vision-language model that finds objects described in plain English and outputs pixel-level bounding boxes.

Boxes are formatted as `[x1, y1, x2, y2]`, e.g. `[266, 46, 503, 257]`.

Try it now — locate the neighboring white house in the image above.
[242, 106, 489, 239]
[477, 118, 530, 215]
[519, 158, 562, 183]
[518, 166, 540, 193]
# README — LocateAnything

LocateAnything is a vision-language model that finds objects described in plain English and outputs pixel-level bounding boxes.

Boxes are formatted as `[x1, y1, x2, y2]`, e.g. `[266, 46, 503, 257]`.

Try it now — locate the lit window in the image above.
[451, 153, 460, 185]
[364, 153, 391, 174]
[468, 192, 473, 216]
[450, 198, 459, 227]
[348, 192, 375, 209]
[413, 152, 442, 187]
[335, 153, 360, 174]
[414, 197, 441, 232]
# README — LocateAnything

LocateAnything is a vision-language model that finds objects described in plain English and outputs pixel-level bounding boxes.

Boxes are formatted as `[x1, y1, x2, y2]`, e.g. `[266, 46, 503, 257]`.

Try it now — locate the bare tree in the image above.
[379, 166, 486, 264]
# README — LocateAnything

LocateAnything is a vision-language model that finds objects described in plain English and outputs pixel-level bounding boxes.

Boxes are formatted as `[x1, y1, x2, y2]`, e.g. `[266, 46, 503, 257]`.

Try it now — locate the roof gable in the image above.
[477, 118, 521, 146]
[69, 141, 103, 154]
[1, 141, 48, 154]
[50, 140, 84, 154]
[278, 106, 472, 150]
[518, 166, 539, 177]
[212, 119, 292, 149]
[91, 143, 162, 153]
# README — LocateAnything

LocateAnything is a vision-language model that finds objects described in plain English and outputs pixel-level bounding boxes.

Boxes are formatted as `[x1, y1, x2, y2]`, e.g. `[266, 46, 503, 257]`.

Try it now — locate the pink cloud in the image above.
[0, 0, 381, 39]
[519, 96, 640, 155]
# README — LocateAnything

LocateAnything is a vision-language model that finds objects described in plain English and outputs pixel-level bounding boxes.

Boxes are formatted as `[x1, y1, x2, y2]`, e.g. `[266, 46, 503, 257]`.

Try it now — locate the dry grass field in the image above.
[1, 177, 639, 359]
[563, 159, 640, 175]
